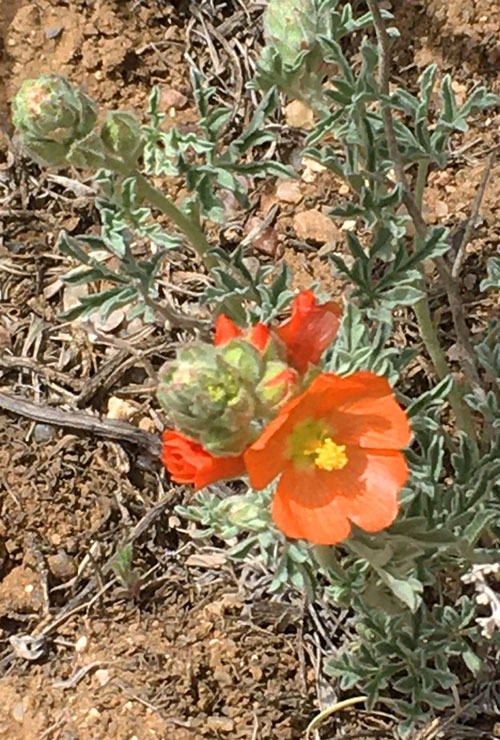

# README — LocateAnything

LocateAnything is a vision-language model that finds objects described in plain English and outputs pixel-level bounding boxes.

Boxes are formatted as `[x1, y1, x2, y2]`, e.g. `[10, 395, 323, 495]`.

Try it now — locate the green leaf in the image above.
[407, 374, 454, 418]
[462, 649, 482, 676]
[418, 64, 437, 120]
[379, 572, 422, 612]
[231, 87, 278, 155]
[380, 285, 424, 308]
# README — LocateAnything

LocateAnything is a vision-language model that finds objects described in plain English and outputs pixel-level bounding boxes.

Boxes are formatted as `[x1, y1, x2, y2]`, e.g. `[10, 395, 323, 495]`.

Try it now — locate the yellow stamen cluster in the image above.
[313, 438, 348, 471]
[207, 384, 226, 402]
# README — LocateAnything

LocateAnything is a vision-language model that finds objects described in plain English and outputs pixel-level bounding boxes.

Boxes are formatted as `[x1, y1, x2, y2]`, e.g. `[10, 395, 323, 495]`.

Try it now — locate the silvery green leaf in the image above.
[418, 64, 437, 119]
[407, 375, 454, 418]
[380, 285, 425, 307]
[462, 649, 482, 676]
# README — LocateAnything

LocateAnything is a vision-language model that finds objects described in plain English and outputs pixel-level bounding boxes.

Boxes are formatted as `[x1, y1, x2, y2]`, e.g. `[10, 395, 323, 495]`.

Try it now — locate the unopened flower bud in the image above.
[12, 74, 97, 166]
[264, 0, 324, 67]
[257, 0, 331, 102]
[256, 362, 299, 413]
[218, 340, 263, 385]
[101, 110, 143, 159]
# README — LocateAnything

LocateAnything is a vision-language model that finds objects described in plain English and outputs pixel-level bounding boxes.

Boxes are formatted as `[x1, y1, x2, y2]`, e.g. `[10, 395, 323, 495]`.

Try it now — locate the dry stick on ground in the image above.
[452, 149, 497, 278]
[0, 390, 161, 456]
[366, 0, 482, 437]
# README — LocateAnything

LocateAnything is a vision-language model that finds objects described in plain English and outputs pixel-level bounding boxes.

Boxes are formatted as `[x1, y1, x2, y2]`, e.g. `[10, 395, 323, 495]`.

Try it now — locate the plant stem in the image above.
[410, 161, 476, 435]
[452, 150, 496, 278]
[366, 0, 478, 438]
[135, 283, 211, 333]
[414, 160, 429, 211]
[412, 302, 476, 438]
[102, 154, 247, 321]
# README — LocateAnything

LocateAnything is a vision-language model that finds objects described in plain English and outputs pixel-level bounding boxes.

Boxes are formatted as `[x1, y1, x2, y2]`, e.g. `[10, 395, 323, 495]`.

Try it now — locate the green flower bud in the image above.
[264, 0, 327, 67]
[101, 111, 143, 160]
[256, 362, 299, 413]
[257, 0, 331, 103]
[157, 335, 302, 455]
[12, 74, 97, 165]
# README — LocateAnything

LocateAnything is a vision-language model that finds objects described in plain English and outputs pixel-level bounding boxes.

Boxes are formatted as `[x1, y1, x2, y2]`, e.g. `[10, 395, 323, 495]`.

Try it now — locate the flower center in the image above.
[313, 438, 348, 471]
[288, 418, 348, 470]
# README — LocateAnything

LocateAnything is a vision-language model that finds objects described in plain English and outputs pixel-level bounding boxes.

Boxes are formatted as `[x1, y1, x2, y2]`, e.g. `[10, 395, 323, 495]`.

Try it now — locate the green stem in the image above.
[411, 159, 476, 438]
[414, 159, 429, 212]
[366, 0, 478, 439]
[412, 300, 476, 439]
[101, 153, 246, 321]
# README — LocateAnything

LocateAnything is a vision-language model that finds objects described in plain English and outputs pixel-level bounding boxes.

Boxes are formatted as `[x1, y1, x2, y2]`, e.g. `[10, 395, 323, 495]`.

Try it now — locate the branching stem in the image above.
[366, 0, 478, 438]
[103, 154, 214, 268]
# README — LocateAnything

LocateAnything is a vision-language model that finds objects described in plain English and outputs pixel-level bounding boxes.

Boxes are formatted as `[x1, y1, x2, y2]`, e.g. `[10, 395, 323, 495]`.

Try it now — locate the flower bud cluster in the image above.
[12, 75, 143, 168]
[157, 333, 298, 456]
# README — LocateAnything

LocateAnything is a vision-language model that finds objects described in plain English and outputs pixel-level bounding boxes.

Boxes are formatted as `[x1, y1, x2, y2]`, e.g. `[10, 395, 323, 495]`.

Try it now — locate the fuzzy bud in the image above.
[157, 341, 263, 456]
[101, 110, 143, 160]
[157, 336, 301, 455]
[12, 74, 97, 166]
[257, 0, 331, 102]
[256, 363, 299, 413]
[264, 0, 325, 67]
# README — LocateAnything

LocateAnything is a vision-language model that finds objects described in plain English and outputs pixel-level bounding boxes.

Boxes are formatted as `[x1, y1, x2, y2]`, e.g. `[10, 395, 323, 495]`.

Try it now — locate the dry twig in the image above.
[452, 150, 497, 278]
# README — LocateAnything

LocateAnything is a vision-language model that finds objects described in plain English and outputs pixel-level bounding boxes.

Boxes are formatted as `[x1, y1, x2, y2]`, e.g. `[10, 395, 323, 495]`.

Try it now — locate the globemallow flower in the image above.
[216, 290, 342, 374]
[244, 371, 411, 545]
[274, 290, 342, 373]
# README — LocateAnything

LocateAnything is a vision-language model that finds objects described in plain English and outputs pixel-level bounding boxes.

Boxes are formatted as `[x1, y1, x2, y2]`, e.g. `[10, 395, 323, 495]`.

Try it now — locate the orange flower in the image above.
[161, 431, 245, 490]
[275, 290, 342, 373]
[244, 372, 411, 545]
[215, 290, 342, 373]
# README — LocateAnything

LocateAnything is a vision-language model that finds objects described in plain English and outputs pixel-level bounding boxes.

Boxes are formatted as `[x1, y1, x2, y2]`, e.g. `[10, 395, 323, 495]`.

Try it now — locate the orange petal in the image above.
[194, 453, 246, 490]
[250, 322, 271, 351]
[307, 372, 411, 450]
[161, 430, 245, 490]
[276, 290, 342, 373]
[244, 411, 292, 489]
[270, 447, 407, 544]
[272, 465, 352, 544]
[331, 447, 407, 531]
[214, 314, 242, 345]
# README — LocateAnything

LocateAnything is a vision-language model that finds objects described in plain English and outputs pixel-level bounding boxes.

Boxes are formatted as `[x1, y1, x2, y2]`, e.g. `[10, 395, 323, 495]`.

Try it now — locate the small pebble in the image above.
[95, 669, 110, 687]
[464, 273, 477, 290]
[45, 26, 63, 39]
[48, 552, 76, 580]
[33, 423, 55, 443]
[12, 703, 24, 723]
[75, 635, 88, 653]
